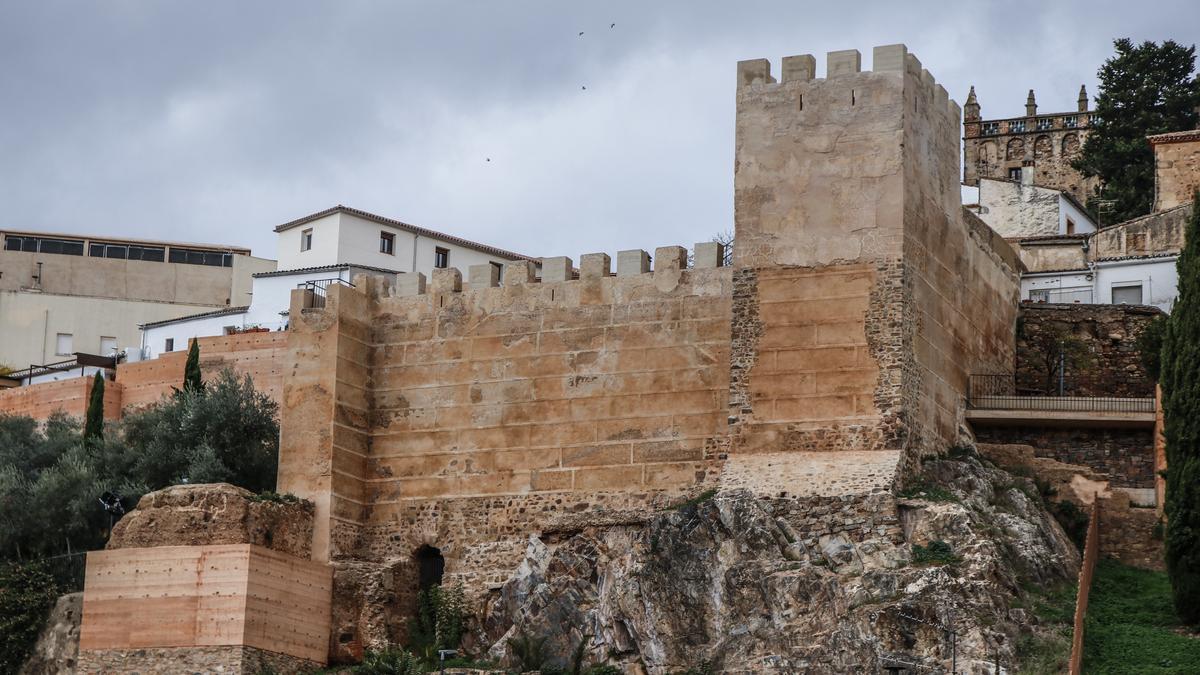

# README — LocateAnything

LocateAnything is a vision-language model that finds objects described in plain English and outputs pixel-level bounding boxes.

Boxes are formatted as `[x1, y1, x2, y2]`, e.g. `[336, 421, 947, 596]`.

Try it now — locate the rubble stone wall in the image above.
[975, 426, 1155, 489]
[1016, 303, 1161, 397]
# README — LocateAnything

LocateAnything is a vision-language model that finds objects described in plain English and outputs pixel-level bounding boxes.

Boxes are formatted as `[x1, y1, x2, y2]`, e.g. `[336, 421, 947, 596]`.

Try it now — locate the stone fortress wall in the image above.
[37, 45, 1026, 669]
[276, 45, 1023, 638]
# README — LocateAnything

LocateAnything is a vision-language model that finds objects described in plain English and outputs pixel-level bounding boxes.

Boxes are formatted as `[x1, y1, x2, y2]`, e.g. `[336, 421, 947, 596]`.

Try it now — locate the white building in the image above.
[140, 206, 536, 356]
[968, 173, 1097, 239]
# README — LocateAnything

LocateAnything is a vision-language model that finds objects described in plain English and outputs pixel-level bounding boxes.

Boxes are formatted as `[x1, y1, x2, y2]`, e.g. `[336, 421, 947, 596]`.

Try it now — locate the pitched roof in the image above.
[1147, 129, 1200, 145]
[139, 306, 250, 330]
[252, 263, 400, 279]
[273, 205, 537, 262]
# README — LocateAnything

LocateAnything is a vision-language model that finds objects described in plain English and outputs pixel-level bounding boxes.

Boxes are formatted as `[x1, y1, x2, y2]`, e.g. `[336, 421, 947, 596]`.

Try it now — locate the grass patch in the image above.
[1014, 579, 1076, 674]
[1082, 559, 1200, 674]
[664, 488, 718, 512]
[249, 490, 303, 504]
[898, 483, 958, 503]
[911, 540, 960, 566]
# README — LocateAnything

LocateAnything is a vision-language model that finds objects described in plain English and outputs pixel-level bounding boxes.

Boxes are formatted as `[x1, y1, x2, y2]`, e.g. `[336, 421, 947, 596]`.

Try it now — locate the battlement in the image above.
[736, 45, 960, 124]
[372, 242, 726, 303]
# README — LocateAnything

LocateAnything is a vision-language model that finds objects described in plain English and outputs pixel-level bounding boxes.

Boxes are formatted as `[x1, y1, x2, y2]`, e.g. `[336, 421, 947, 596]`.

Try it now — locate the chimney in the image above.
[1078, 85, 1088, 113]
[1026, 89, 1037, 117]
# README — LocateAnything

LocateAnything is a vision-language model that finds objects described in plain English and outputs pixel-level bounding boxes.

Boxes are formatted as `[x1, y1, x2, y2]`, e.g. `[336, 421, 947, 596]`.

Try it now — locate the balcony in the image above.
[966, 374, 1156, 428]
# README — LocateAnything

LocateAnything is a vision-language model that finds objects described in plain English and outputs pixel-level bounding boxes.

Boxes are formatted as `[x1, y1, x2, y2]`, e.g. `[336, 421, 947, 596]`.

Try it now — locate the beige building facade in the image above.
[0, 230, 274, 370]
[963, 86, 1099, 204]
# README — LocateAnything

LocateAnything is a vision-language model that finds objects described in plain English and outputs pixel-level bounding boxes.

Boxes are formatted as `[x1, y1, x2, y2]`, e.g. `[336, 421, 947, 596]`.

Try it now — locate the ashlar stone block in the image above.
[394, 272, 426, 297]
[871, 44, 907, 72]
[782, 54, 816, 83]
[468, 264, 498, 289]
[826, 49, 861, 77]
[580, 253, 611, 278]
[504, 260, 536, 286]
[542, 256, 573, 283]
[616, 250, 651, 276]
[431, 268, 461, 294]
[737, 58, 775, 88]
[654, 246, 688, 273]
[693, 242, 725, 269]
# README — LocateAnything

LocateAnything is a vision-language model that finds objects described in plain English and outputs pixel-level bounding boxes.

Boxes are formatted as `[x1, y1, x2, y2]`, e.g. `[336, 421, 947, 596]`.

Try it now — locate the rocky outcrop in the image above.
[106, 483, 314, 559]
[19, 593, 82, 675]
[479, 452, 1078, 674]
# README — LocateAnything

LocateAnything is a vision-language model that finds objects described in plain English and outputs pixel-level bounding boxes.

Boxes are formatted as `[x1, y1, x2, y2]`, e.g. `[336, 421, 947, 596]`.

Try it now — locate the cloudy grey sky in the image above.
[1, 1, 1197, 261]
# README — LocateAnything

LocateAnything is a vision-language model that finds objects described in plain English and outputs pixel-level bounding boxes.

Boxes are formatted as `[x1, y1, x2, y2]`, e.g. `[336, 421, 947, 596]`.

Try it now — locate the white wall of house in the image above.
[274, 211, 524, 277]
[1057, 194, 1096, 236]
[142, 311, 257, 360]
[1021, 271, 1094, 304]
[974, 177, 1098, 238]
[140, 265, 398, 359]
[275, 212, 342, 270]
[1094, 257, 1179, 312]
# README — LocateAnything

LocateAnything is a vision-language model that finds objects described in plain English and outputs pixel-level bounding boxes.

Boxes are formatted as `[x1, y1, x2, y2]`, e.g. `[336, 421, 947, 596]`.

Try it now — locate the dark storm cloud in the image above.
[1, 1, 1197, 260]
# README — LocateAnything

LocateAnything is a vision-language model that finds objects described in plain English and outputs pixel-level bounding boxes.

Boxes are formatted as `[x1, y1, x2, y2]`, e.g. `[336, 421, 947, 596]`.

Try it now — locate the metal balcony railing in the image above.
[968, 374, 1156, 414]
[297, 278, 355, 310]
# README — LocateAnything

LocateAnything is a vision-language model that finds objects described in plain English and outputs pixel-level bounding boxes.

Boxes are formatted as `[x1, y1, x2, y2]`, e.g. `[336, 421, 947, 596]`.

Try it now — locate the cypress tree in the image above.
[83, 371, 104, 443]
[183, 340, 203, 394]
[1163, 194, 1200, 623]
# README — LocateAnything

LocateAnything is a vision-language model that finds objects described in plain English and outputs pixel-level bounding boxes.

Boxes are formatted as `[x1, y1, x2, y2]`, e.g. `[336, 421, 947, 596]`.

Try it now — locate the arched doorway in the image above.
[415, 544, 445, 590]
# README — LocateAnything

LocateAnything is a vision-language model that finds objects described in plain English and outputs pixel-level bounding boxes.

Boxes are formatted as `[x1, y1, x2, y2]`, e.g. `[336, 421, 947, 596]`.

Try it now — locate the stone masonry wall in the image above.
[77, 645, 319, 675]
[1091, 204, 1190, 260]
[975, 426, 1155, 489]
[1150, 130, 1200, 212]
[1016, 303, 1161, 397]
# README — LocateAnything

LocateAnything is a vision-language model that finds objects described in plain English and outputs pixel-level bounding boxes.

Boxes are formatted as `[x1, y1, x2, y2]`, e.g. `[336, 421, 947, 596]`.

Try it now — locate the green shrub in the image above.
[0, 560, 60, 673]
[898, 483, 958, 502]
[0, 369, 279, 561]
[1048, 500, 1091, 551]
[664, 488, 718, 512]
[249, 491, 303, 505]
[911, 540, 960, 566]
[351, 647, 424, 675]
[407, 582, 466, 662]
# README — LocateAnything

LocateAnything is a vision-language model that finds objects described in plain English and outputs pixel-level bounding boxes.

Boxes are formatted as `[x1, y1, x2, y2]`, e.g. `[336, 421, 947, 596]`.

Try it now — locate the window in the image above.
[981, 122, 1000, 135]
[5, 235, 83, 256]
[300, 229, 313, 252]
[434, 247, 449, 269]
[100, 336, 117, 354]
[164, 338, 175, 352]
[1112, 284, 1143, 305]
[1035, 118, 1052, 131]
[490, 260, 504, 282]
[55, 333, 73, 356]
[1030, 289, 1050, 302]
[1063, 115, 1078, 129]
[380, 231, 395, 255]
[1008, 167, 1023, 181]
[1066, 219, 1076, 235]
[1008, 120, 1026, 133]
[90, 243, 164, 261]
[168, 247, 232, 267]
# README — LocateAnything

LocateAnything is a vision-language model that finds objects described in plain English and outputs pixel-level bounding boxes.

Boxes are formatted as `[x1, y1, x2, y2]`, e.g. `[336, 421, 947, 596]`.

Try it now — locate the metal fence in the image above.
[1028, 288, 1094, 304]
[297, 278, 355, 310]
[6, 551, 88, 594]
[968, 374, 1156, 413]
